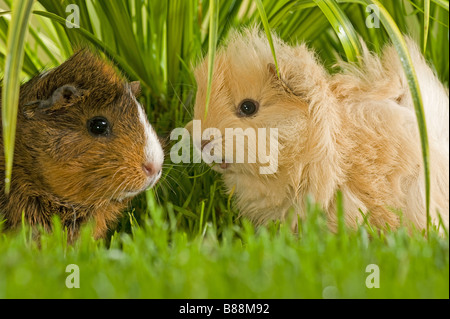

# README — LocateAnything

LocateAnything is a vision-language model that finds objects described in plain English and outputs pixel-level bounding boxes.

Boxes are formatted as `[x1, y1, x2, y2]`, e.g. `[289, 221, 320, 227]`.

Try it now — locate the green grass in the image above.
[0, 193, 448, 298]
[0, 0, 449, 299]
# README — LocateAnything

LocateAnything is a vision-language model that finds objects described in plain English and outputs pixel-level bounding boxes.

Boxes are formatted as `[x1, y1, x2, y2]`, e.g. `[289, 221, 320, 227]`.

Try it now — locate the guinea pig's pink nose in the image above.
[142, 162, 162, 177]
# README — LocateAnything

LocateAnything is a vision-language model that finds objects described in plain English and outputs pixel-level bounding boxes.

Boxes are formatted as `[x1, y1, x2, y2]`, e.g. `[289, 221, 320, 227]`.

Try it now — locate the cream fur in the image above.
[191, 28, 449, 232]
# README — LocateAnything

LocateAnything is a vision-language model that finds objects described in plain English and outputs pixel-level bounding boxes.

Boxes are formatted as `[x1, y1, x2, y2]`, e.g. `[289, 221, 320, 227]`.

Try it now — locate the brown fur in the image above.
[190, 28, 449, 232]
[0, 50, 161, 240]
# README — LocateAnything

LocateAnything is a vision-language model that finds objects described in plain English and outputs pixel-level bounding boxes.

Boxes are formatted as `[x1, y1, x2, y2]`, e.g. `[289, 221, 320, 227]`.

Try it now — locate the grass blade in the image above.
[255, 0, 280, 77]
[314, 0, 363, 62]
[1, 0, 35, 195]
[423, 0, 430, 53]
[431, 0, 449, 11]
[204, 0, 219, 120]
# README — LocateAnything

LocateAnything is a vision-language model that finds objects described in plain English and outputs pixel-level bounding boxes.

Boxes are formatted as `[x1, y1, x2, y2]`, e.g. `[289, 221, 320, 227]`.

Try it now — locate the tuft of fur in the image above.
[191, 28, 449, 232]
[0, 50, 163, 241]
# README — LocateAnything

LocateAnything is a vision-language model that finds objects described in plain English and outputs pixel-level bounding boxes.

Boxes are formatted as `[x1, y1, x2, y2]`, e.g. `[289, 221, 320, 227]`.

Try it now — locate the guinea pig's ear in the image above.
[130, 81, 141, 97]
[267, 63, 300, 97]
[23, 85, 82, 119]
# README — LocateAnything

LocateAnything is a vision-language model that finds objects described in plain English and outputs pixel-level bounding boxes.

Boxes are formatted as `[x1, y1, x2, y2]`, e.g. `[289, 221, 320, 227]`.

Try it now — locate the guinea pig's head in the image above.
[18, 50, 164, 206]
[189, 28, 329, 177]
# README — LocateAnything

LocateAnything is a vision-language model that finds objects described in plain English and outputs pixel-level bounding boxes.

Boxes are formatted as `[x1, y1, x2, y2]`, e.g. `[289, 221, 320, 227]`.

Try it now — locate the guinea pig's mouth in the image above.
[116, 190, 142, 202]
[197, 139, 233, 173]
[113, 171, 162, 202]
[211, 162, 231, 171]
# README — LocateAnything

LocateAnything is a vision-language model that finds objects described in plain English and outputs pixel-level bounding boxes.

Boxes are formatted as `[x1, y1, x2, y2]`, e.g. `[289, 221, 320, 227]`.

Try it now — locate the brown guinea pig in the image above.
[188, 28, 449, 233]
[0, 50, 164, 240]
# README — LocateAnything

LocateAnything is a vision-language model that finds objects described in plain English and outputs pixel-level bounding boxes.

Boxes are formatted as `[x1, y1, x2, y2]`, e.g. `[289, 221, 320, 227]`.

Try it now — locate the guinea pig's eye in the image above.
[238, 99, 259, 117]
[87, 116, 110, 136]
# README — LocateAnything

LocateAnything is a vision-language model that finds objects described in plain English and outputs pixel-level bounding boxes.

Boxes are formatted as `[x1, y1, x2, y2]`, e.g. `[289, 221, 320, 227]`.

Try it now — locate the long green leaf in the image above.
[255, 0, 280, 77]
[314, 0, 363, 62]
[204, 0, 219, 120]
[431, 0, 449, 11]
[1, 0, 35, 195]
[269, 1, 317, 28]
[423, 0, 430, 53]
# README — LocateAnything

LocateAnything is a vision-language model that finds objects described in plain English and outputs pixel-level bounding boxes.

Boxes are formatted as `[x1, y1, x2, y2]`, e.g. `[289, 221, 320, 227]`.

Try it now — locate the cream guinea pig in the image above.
[188, 28, 449, 232]
[0, 50, 164, 240]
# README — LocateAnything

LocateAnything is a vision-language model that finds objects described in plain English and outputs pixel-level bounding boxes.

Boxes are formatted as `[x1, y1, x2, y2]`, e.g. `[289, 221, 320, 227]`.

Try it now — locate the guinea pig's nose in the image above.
[201, 139, 211, 151]
[142, 162, 162, 177]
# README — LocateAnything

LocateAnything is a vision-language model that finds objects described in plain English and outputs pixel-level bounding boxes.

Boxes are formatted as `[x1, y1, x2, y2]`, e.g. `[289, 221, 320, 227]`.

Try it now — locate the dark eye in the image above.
[238, 99, 259, 117]
[87, 117, 110, 136]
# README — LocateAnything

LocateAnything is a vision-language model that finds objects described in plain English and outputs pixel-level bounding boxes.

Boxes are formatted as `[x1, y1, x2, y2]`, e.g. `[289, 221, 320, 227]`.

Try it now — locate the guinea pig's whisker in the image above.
[162, 172, 182, 185]
[79, 186, 108, 209]
[161, 164, 182, 170]
[111, 166, 128, 179]
[81, 177, 115, 203]
[161, 166, 191, 176]
[108, 179, 130, 202]
[108, 177, 137, 203]
[78, 166, 128, 207]
[92, 166, 127, 182]
[158, 175, 182, 196]
[77, 166, 127, 204]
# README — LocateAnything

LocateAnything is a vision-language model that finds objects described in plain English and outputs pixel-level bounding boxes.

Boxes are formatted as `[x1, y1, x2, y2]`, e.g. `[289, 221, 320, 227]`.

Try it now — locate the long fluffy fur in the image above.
[192, 28, 449, 232]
